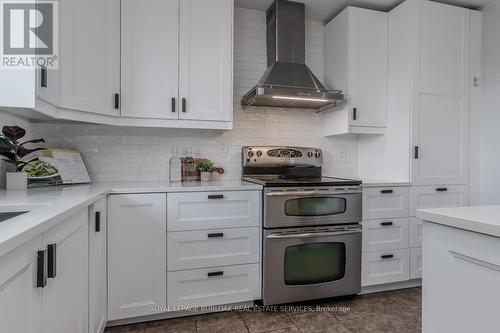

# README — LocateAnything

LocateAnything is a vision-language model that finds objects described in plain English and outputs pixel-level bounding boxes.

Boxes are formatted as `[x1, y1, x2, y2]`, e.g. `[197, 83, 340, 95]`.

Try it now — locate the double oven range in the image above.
[242, 146, 362, 305]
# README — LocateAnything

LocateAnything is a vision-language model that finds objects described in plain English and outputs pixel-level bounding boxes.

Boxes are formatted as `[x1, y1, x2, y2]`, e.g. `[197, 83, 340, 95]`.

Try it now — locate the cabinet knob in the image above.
[95, 211, 101, 232]
[208, 194, 224, 200]
[171, 97, 176, 112]
[436, 187, 448, 192]
[381, 254, 394, 259]
[353, 107, 357, 120]
[380, 189, 393, 194]
[207, 271, 224, 277]
[36, 250, 47, 288]
[208, 232, 224, 238]
[380, 221, 393, 226]
[182, 98, 187, 113]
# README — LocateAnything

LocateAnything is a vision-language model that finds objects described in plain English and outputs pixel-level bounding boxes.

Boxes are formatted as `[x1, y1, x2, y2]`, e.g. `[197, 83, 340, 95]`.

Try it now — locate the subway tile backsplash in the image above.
[28, 8, 358, 183]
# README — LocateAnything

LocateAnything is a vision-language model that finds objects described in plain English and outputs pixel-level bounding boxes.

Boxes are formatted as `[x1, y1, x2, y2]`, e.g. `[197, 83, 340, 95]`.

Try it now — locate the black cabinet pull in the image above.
[36, 250, 47, 288]
[207, 271, 224, 277]
[47, 244, 57, 279]
[381, 254, 394, 259]
[171, 97, 176, 112]
[414, 146, 419, 159]
[380, 189, 393, 194]
[208, 194, 224, 200]
[436, 187, 448, 192]
[95, 211, 101, 232]
[182, 98, 187, 113]
[114, 93, 120, 109]
[353, 107, 357, 120]
[208, 232, 224, 238]
[40, 67, 47, 88]
[380, 221, 393, 226]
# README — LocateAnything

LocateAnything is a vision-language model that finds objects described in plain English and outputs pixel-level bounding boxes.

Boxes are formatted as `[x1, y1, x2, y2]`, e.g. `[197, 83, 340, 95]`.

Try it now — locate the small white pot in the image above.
[6, 172, 27, 190]
[200, 172, 212, 182]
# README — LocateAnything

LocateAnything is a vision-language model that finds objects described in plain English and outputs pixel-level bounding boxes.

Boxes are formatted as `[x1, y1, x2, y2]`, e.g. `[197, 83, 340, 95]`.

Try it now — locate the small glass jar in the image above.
[169, 147, 182, 182]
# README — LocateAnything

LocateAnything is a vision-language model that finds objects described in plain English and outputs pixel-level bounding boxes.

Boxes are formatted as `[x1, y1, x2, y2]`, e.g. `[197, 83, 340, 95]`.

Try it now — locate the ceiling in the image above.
[235, 0, 492, 22]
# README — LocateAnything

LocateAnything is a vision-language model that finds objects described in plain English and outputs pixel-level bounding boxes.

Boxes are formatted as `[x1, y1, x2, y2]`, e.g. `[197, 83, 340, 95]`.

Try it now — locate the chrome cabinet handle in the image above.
[266, 190, 361, 197]
[266, 229, 362, 239]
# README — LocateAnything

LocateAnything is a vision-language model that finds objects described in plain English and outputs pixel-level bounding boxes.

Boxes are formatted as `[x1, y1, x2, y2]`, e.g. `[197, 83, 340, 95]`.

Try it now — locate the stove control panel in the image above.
[242, 146, 323, 167]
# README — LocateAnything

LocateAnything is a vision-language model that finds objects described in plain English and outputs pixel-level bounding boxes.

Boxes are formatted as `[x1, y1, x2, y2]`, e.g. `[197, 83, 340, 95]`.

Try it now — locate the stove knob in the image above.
[307, 152, 313, 158]
[248, 151, 254, 157]
[256, 150, 263, 157]
[314, 152, 321, 159]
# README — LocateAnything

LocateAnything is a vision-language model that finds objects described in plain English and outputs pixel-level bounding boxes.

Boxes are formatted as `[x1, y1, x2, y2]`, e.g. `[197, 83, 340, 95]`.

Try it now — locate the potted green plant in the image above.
[0, 126, 46, 190]
[198, 160, 216, 182]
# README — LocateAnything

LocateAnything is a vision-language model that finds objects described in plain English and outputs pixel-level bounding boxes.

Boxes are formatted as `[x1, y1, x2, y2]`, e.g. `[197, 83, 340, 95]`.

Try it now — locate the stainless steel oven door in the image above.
[263, 224, 362, 305]
[264, 186, 362, 228]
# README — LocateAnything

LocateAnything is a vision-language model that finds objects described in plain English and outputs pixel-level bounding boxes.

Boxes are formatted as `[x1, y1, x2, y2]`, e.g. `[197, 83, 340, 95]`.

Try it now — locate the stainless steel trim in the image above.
[266, 190, 361, 196]
[265, 229, 362, 239]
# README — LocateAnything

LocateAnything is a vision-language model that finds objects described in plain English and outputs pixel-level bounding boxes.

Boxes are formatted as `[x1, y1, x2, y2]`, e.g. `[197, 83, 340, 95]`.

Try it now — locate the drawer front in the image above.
[167, 191, 261, 231]
[167, 227, 260, 271]
[363, 187, 410, 219]
[410, 247, 422, 279]
[167, 263, 260, 308]
[362, 218, 410, 252]
[362, 248, 410, 286]
[410, 217, 423, 248]
[410, 185, 468, 216]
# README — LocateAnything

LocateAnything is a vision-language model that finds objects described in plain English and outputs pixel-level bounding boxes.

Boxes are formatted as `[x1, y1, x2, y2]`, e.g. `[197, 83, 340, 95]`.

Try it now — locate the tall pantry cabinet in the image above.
[359, 0, 476, 190]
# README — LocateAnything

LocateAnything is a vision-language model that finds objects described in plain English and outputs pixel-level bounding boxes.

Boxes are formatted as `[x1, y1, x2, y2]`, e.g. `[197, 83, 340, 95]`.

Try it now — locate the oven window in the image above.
[284, 242, 346, 285]
[284, 197, 346, 216]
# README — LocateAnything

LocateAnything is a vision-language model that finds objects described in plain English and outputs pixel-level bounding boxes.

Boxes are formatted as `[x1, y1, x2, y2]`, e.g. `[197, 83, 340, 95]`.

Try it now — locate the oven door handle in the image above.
[266, 191, 361, 197]
[265, 229, 362, 239]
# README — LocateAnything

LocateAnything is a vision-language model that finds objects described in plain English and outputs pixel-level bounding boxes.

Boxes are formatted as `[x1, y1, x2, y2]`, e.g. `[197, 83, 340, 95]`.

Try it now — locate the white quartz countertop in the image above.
[0, 180, 262, 257]
[417, 205, 500, 238]
[361, 179, 411, 187]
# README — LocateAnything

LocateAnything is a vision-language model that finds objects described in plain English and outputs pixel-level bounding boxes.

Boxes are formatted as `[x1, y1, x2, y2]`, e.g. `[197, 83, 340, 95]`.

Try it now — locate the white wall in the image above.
[23, 8, 358, 183]
[473, 0, 500, 204]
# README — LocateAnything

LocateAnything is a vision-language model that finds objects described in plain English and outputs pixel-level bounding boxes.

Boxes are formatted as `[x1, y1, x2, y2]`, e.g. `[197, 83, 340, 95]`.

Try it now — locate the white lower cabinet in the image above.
[108, 194, 167, 320]
[410, 185, 468, 216]
[410, 247, 423, 279]
[42, 208, 90, 333]
[0, 235, 42, 333]
[167, 263, 260, 309]
[362, 248, 410, 286]
[167, 191, 260, 231]
[167, 227, 260, 271]
[89, 198, 108, 333]
[362, 186, 410, 219]
[410, 217, 423, 248]
[362, 218, 409, 252]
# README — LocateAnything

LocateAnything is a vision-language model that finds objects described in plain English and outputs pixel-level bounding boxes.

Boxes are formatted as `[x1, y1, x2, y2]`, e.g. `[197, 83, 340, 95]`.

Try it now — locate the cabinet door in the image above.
[59, 0, 120, 116]
[348, 8, 387, 128]
[108, 194, 166, 320]
[0, 235, 42, 333]
[412, 2, 470, 185]
[42, 209, 89, 333]
[89, 198, 107, 333]
[362, 248, 409, 286]
[121, 0, 179, 119]
[178, 0, 233, 122]
[410, 185, 468, 217]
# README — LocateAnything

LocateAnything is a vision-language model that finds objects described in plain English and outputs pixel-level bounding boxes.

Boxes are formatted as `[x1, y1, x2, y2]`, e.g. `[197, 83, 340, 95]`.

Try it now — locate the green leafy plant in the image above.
[0, 126, 46, 172]
[198, 160, 216, 173]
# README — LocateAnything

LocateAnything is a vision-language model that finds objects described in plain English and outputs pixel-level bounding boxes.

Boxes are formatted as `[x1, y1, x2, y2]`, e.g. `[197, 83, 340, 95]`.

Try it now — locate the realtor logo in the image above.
[1, 0, 58, 68]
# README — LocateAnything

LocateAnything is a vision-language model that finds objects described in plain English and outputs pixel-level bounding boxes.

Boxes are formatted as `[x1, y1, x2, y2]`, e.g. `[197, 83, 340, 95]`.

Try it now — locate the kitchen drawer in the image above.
[410, 247, 422, 279]
[362, 248, 409, 286]
[363, 186, 410, 219]
[167, 191, 261, 231]
[167, 263, 260, 308]
[410, 217, 423, 248]
[167, 227, 260, 271]
[410, 185, 468, 216]
[362, 218, 409, 252]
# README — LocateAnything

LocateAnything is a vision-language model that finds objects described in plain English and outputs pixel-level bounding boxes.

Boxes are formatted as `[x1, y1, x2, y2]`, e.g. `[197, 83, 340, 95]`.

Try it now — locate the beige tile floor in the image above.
[105, 287, 421, 333]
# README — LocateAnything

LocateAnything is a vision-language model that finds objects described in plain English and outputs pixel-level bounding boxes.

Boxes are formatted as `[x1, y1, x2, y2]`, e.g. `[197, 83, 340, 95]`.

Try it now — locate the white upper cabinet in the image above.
[178, 0, 233, 122]
[121, 0, 179, 119]
[37, 0, 120, 117]
[59, 0, 120, 116]
[411, 1, 470, 185]
[324, 7, 388, 136]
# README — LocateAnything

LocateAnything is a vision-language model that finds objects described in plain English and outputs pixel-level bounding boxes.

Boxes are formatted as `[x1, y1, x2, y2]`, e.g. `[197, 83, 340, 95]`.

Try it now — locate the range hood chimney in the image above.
[241, 0, 344, 111]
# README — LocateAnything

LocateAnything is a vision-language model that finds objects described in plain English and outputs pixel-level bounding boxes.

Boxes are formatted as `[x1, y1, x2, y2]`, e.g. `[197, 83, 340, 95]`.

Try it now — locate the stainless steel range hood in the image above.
[241, 0, 344, 111]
